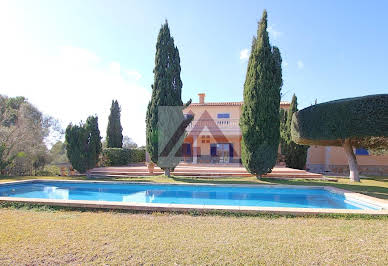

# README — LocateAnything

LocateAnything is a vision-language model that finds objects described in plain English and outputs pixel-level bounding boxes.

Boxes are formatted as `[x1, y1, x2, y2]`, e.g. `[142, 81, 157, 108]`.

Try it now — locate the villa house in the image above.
[182, 93, 290, 164]
[182, 93, 388, 176]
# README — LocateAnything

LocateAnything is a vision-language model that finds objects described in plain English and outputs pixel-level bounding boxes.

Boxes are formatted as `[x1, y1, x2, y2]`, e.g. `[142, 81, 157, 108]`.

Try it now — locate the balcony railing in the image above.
[186, 119, 240, 130]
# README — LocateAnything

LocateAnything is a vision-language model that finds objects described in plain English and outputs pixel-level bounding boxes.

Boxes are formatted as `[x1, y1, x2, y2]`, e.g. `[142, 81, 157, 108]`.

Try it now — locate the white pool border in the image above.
[0, 179, 387, 215]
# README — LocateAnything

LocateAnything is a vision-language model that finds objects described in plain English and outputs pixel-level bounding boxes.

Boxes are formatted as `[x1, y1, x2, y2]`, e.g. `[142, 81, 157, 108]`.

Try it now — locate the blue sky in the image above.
[1, 0, 387, 145]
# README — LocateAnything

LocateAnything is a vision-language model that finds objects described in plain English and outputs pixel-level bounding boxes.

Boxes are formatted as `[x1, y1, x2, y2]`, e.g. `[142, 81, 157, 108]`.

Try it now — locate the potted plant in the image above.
[147, 161, 155, 174]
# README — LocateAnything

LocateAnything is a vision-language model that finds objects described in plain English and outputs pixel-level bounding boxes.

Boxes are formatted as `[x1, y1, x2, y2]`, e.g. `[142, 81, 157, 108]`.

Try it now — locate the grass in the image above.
[1, 174, 387, 199]
[0, 208, 387, 265]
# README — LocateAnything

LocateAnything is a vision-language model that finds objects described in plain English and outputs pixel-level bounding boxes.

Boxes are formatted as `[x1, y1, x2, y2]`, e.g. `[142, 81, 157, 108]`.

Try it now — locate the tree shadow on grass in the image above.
[170, 176, 264, 185]
[0, 176, 87, 182]
[362, 176, 388, 182]
[261, 178, 388, 200]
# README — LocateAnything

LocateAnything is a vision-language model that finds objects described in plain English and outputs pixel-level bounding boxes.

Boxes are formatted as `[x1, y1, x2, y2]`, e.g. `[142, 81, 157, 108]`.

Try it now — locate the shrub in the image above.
[65, 116, 102, 173]
[283, 142, 308, 170]
[32, 165, 61, 176]
[131, 149, 146, 163]
[101, 148, 145, 166]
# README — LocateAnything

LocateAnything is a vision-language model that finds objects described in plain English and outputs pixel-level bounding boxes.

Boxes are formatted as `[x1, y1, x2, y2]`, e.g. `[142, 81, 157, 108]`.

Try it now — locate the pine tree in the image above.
[240, 10, 282, 177]
[106, 100, 123, 148]
[281, 94, 308, 169]
[146, 21, 193, 177]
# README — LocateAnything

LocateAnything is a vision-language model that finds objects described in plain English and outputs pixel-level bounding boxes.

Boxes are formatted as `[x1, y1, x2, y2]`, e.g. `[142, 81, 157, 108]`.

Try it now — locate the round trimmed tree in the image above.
[291, 94, 388, 182]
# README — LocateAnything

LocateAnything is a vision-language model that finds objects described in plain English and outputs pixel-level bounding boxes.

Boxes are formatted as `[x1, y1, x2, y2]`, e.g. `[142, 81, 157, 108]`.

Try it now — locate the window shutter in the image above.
[187, 143, 191, 156]
[210, 144, 217, 157]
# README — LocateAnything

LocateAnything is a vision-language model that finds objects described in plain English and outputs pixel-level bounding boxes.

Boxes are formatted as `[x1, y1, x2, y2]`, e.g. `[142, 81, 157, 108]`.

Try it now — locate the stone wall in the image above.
[307, 163, 388, 176]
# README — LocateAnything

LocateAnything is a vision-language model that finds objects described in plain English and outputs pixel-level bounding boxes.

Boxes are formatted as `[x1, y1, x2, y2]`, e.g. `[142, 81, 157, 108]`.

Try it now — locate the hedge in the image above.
[291, 94, 388, 146]
[101, 148, 146, 166]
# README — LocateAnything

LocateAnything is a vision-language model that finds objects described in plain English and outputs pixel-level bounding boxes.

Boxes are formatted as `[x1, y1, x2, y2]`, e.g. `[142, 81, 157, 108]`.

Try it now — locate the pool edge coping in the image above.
[0, 179, 387, 215]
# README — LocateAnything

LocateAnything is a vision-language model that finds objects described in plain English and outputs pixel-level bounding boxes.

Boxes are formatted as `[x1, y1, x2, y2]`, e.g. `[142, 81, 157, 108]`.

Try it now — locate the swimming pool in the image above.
[0, 180, 383, 210]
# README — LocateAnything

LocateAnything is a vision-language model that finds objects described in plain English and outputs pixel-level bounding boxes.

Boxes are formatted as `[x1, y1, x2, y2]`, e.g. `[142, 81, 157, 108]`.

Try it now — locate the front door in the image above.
[216, 143, 230, 163]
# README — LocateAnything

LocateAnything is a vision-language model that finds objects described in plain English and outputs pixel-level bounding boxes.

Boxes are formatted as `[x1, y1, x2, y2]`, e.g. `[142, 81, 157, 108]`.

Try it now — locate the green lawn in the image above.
[0, 208, 387, 265]
[0, 175, 387, 264]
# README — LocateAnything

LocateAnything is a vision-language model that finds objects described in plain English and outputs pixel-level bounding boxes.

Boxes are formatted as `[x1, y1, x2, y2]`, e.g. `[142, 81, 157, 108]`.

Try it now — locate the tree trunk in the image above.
[343, 138, 360, 182]
[164, 168, 171, 177]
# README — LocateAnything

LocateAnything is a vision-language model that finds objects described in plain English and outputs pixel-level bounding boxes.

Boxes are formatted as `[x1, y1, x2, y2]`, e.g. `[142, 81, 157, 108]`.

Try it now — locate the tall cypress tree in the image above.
[281, 94, 297, 145]
[240, 10, 282, 177]
[146, 21, 193, 177]
[287, 95, 298, 129]
[281, 94, 309, 169]
[85, 115, 102, 169]
[106, 100, 123, 148]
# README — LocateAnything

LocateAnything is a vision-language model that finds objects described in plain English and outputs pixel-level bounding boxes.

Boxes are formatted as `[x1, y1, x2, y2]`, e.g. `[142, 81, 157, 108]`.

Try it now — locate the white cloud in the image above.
[283, 61, 288, 67]
[268, 25, 282, 40]
[109, 61, 122, 74]
[297, 60, 304, 69]
[0, 45, 150, 146]
[127, 70, 142, 81]
[239, 48, 250, 61]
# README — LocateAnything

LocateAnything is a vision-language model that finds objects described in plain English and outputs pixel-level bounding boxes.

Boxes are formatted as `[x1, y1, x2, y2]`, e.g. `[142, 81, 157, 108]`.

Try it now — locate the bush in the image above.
[131, 149, 146, 163]
[291, 94, 388, 146]
[283, 142, 308, 170]
[65, 116, 102, 173]
[101, 148, 145, 166]
[36, 165, 61, 176]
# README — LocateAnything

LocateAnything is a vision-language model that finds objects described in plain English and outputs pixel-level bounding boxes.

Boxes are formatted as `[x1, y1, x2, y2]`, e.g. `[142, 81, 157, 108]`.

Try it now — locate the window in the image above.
[355, 148, 369, 155]
[201, 135, 210, 143]
[211, 143, 233, 163]
[210, 144, 217, 157]
[217, 113, 230, 119]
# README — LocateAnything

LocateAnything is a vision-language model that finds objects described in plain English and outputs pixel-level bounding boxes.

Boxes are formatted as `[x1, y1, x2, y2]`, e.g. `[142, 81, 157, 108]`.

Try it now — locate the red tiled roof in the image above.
[189, 101, 290, 106]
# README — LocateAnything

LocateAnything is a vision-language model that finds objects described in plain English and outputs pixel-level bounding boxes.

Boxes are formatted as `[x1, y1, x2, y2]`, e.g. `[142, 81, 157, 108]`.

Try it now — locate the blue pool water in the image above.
[0, 181, 379, 210]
